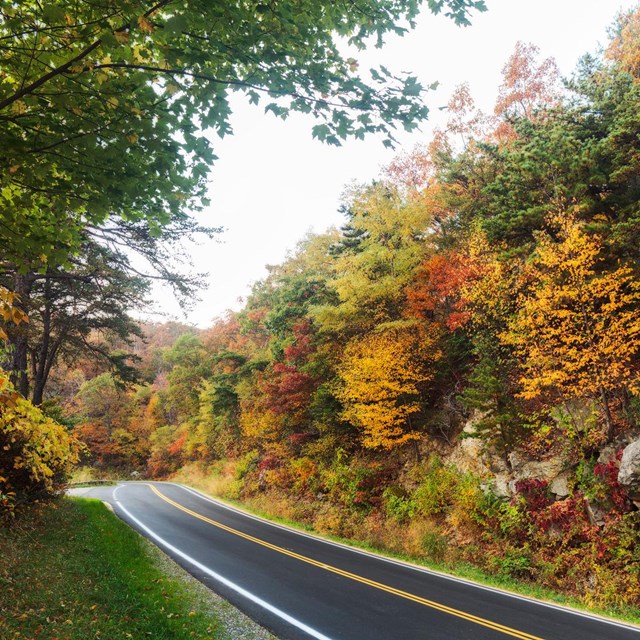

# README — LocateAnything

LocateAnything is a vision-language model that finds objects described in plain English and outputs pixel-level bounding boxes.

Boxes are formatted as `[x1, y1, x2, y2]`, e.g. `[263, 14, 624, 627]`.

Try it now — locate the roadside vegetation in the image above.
[56, 10, 640, 617]
[2, 1, 640, 628]
[0, 497, 270, 640]
[171, 462, 640, 625]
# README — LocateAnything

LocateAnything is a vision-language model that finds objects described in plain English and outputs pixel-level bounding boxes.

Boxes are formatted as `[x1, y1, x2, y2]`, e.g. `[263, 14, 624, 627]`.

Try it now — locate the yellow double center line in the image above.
[149, 484, 544, 640]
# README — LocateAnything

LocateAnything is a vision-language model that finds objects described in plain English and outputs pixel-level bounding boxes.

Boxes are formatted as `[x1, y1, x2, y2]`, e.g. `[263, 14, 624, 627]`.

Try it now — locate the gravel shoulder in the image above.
[136, 514, 278, 640]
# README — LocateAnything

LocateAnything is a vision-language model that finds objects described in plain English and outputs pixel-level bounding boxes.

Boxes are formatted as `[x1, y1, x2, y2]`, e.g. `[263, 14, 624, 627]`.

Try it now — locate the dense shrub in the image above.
[0, 372, 82, 520]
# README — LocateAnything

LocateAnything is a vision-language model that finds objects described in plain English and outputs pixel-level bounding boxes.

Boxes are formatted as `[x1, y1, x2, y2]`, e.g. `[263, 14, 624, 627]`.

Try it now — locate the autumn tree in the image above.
[405, 251, 473, 330]
[503, 212, 640, 442]
[2, 241, 147, 403]
[606, 6, 640, 78]
[384, 143, 434, 192]
[0, 0, 485, 268]
[72, 373, 136, 469]
[315, 182, 435, 335]
[495, 41, 560, 117]
[442, 83, 490, 150]
[132, 321, 199, 383]
[1, 304, 81, 516]
[453, 231, 525, 457]
[162, 333, 208, 424]
[336, 325, 441, 449]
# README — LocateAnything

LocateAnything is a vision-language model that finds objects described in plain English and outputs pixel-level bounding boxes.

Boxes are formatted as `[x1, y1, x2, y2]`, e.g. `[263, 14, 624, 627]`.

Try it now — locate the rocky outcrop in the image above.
[549, 470, 571, 498]
[445, 420, 488, 478]
[618, 439, 640, 508]
[444, 413, 573, 499]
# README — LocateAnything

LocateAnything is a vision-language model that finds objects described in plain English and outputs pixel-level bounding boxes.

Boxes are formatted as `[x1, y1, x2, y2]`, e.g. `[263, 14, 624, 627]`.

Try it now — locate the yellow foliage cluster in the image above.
[0, 286, 28, 341]
[0, 371, 82, 517]
[503, 212, 640, 402]
[459, 229, 515, 327]
[336, 326, 441, 449]
[240, 405, 281, 441]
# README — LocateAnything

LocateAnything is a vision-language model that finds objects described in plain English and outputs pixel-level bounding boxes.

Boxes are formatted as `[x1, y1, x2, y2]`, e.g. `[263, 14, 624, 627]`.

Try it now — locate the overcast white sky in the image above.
[153, 0, 637, 328]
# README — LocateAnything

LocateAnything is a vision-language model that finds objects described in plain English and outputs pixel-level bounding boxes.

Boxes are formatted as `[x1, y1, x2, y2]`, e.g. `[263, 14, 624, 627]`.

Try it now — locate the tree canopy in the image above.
[0, 0, 486, 267]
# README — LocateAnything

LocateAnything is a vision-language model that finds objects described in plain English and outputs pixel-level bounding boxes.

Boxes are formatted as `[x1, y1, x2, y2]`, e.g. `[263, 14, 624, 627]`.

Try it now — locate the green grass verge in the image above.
[0, 497, 224, 639]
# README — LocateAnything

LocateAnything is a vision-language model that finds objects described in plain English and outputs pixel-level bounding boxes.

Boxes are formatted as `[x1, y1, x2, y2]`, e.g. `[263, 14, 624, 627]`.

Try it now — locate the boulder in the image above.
[508, 451, 565, 482]
[550, 470, 571, 498]
[446, 431, 487, 477]
[618, 439, 640, 506]
[586, 499, 607, 527]
[444, 413, 494, 477]
[492, 474, 511, 498]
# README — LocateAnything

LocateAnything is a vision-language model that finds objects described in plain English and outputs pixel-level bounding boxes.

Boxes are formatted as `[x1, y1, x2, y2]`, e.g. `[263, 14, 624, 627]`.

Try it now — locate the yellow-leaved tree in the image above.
[502, 212, 640, 441]
[336, 325, 441, 449]
[1, 287, 81, 519]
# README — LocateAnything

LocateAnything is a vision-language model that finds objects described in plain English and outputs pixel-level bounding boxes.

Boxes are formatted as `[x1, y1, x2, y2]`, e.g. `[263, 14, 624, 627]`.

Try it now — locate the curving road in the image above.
[76, 482, 640, 640]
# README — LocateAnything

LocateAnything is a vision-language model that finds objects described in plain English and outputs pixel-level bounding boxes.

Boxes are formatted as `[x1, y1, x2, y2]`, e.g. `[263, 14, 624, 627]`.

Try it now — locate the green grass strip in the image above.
[0, 497, 224, 639]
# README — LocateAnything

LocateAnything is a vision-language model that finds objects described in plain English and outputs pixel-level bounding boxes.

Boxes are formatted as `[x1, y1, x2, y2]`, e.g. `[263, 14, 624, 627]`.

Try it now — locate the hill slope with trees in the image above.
[65, 11, 640, 612]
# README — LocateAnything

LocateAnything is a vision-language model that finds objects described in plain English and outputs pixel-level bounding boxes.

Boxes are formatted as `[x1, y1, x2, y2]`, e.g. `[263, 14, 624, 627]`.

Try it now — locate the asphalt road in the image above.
[77, 482, 640, 640]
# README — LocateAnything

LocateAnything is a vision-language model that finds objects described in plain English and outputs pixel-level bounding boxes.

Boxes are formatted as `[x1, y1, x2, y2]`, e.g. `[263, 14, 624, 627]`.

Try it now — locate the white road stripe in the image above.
[114, 494, 335, 640]
[168, 482, 640, 634]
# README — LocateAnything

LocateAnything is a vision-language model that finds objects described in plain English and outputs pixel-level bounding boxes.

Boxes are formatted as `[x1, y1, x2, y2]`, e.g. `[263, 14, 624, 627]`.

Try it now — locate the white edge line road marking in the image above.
[113, 494, 335, 640]
[166, 482, 640, 634]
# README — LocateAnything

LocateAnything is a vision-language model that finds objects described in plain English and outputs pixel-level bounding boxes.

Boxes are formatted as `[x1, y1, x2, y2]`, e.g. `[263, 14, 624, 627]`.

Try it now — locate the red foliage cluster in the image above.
[287, 432, 314, 450]
[404, 252, 473, 330]
[257, 454, 281, 472]
[514, 478, 552, 511]
[534, 496, 592, 541]
[594, 451, 631, 513]
[263, 363, 317, 417]
[283, 319, 314, 364]
[352, 463, 396, 508]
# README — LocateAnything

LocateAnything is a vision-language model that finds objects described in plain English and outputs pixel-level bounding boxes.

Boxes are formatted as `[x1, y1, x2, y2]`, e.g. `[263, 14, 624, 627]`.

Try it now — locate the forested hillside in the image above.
[2, 0, 474, 521]
[53, 13, 640, 610]
[2, 1, 640, 616]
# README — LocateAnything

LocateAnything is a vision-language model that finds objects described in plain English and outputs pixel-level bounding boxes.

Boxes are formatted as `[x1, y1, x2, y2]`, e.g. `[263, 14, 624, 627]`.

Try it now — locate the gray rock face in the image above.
[618, 439, 640, 490]
[508, 451, 565, 482]
[550, 471, 571, 498]
[586, 500, 607, 527]
[445, 412, 578, 499]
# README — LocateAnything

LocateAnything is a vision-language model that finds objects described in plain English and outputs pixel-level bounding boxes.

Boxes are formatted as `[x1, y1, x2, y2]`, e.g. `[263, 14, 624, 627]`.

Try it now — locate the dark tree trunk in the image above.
[9, 273, 34, 398]
[621, 385, 637, 428]
[599, 385, 614, 443]
[31, 275, 52, 406]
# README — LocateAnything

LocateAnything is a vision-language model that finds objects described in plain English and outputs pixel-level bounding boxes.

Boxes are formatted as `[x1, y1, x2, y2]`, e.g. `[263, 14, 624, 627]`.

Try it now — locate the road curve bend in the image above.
[79, 481, 640, 640]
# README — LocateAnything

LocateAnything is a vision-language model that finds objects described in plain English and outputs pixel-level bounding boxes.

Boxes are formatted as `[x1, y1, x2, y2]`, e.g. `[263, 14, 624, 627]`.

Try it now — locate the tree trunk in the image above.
[599, 385, 614, 443]
[408, 415, 421, 463]
[9, 273, 33, 398]
[412, 438, 422, 464]
[31, 275, 52, 406]
[621, 385, 637, 428]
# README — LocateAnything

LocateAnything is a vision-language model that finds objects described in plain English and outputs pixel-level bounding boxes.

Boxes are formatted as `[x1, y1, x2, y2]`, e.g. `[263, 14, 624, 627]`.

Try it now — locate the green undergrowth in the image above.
[173, 469, 640, 627]
[0, 497, 225, 639]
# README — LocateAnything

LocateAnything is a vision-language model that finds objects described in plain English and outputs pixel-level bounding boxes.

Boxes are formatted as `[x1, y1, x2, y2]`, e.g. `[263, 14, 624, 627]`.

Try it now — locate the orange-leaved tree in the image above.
[493, 41, 560, 141]
[405, 251, 475, 331]
[502, 211, 640, 441]
[336, 325, 441, 449]
[606, 6, 640, 78]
